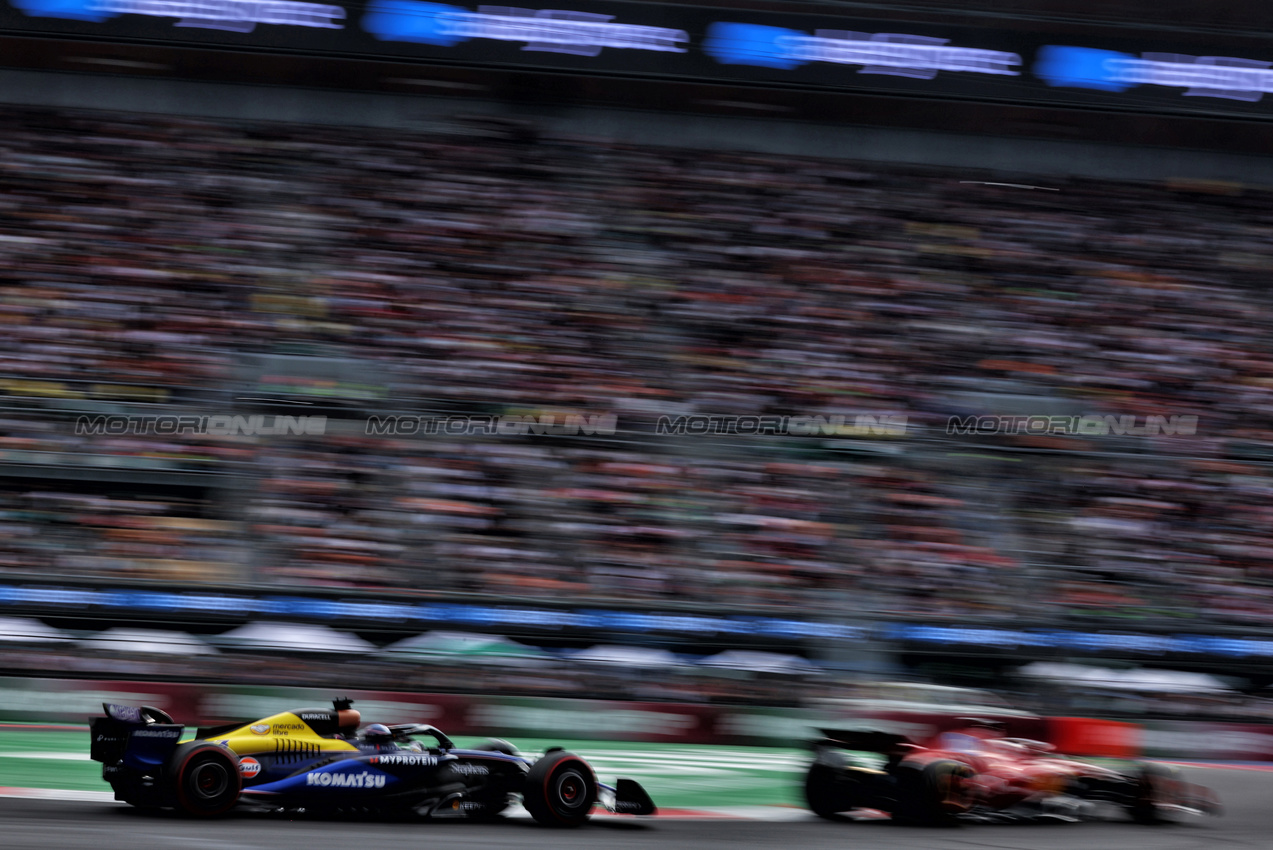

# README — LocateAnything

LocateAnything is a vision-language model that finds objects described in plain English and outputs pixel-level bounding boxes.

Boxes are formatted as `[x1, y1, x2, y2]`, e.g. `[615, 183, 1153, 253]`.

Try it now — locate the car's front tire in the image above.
[523, 752, 596, 827]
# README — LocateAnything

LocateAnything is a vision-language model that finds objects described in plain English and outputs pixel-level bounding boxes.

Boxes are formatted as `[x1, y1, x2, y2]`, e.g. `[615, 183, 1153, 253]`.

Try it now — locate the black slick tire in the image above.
[523, 751, 596, 827]
[892, 759, 970, 826]
[805, 763, 852, 820]
[168, 743, 241, 817]
[1130, 763, 1179, 825]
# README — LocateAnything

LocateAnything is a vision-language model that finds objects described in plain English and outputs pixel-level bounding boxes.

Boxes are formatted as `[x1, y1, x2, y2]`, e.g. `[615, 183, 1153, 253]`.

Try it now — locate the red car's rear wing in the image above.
[816, 728, 915, 753]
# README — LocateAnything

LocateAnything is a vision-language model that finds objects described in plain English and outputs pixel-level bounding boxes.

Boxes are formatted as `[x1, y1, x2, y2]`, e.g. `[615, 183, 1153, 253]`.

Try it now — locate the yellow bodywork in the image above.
[213, 712, 360, 756]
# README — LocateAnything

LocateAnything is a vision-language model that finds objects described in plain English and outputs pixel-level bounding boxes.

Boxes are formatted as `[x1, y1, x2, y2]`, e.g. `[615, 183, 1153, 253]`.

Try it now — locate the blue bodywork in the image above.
[90, 700, 655, 822]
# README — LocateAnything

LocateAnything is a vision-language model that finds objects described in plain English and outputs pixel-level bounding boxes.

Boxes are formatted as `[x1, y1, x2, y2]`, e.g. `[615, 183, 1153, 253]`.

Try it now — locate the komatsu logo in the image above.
[306, 770, 388, 788]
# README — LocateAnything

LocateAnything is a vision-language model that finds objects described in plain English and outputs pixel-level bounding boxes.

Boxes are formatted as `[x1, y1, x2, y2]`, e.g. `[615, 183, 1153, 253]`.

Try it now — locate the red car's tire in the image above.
[805, 763, 844, 819]
[892, 759, 972, 826]
[169, 743, 241, 817]
[805, 762, 866, 820]
[523, 752, 596, 827]
[1129, 763, 1180, 825]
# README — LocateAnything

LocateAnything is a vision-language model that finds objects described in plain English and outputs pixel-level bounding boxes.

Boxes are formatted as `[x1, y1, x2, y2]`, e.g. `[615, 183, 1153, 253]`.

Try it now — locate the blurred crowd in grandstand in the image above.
[0, 106, 1272, 633]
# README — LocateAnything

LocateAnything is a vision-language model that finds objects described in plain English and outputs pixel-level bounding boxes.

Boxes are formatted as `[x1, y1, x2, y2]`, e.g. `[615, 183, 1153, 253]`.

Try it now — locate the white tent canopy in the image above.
[383, 631, 554, 667]
[1018, 662, 1231, 694]
[216, 621, 374, 654]
[80, 628, 217, 655]
[0, 616, 69, 644]
[699, 650, 822, 675]
[571, 644, 684, 669]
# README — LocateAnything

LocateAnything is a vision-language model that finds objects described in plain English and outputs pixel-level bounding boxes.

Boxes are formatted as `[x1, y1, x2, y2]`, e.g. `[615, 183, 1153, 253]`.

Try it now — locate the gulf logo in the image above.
[239, 757, 262, 778]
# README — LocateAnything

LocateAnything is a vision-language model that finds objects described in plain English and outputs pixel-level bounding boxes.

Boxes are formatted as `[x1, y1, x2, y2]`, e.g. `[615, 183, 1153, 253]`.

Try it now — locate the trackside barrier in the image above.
[0, 677, 817, 745]
[1140, 720, 1273, 760]
[1047, 717, 1141, 758]
[7, 678, 1273, 759]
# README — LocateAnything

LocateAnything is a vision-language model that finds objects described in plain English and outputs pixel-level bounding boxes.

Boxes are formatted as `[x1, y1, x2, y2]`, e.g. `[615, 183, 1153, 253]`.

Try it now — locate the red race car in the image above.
[804, 726, 1221, 825]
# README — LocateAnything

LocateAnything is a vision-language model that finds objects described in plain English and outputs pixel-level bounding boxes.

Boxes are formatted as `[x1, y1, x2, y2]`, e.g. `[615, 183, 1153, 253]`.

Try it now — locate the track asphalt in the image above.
[0, 725, 1267, 850]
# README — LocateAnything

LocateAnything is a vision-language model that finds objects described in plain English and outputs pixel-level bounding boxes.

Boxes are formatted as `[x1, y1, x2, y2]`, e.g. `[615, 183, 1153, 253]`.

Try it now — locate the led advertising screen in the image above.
[2, 0, 1273, 120]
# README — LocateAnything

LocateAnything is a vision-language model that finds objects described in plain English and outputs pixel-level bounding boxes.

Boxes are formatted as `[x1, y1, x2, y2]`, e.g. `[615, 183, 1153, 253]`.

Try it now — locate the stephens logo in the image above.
[239, 757, 261, 778]
[449, 763, 489, 776]
[250, 724, 271, 735]
[370, 754, 437, 766]
[306, 770, 388, 788]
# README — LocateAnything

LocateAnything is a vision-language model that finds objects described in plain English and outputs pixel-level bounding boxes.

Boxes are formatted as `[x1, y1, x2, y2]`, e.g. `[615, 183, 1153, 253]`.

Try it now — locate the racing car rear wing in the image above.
[815, 728, 915, 753]
[90, 703, 184, 769]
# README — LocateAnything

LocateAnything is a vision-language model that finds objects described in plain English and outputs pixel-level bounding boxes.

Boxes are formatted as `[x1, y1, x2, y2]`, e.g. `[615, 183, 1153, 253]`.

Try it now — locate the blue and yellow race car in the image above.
[90, 698, 655, 826]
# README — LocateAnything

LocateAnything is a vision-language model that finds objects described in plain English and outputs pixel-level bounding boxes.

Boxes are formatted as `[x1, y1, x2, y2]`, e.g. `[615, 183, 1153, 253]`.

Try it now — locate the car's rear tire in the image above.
[892, 759, 972, 826]
[169, 743, 241, 817]
[805, 763, 856, 820]
[523, 752, 596, 827]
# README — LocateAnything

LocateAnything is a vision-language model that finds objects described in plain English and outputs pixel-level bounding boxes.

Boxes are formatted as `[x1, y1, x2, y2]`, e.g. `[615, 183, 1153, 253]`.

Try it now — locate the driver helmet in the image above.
[939, 718, 1005, 753]
[361, 723, 394, 743]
